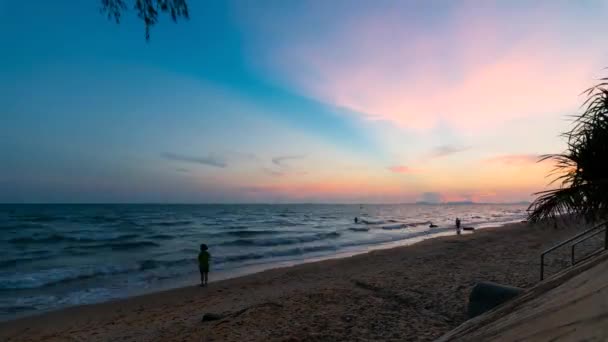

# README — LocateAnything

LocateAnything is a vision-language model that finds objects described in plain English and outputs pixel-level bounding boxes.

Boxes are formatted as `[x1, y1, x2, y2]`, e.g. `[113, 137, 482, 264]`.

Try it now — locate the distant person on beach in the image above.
[455, 218, 461, 235]
[354, 217, 359, 223]
[198, 244, 211, 287]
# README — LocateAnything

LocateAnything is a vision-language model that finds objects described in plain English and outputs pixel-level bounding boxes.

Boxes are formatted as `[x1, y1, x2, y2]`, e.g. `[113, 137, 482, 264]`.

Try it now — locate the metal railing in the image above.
[540, 221, 608, 280]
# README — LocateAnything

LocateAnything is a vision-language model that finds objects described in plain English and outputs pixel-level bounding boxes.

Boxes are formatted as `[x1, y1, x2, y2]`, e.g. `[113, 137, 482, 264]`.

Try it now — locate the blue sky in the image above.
[1, 1, 607, 203]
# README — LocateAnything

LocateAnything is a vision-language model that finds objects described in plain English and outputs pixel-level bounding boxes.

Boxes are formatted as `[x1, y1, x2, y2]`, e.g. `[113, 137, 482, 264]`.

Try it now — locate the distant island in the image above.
[415, 201, 530, 205]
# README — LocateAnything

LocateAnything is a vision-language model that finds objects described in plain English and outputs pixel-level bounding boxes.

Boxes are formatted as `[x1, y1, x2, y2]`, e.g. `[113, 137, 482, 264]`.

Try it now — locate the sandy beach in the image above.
[0, 221, 592, 341]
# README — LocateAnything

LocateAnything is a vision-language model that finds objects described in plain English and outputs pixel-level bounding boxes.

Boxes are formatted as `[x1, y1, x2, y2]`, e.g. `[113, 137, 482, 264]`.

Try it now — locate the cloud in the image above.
[417, 190, 505, 204]
[262, 155, 309, 178]
[263, 167, 285, 177]
[484, 154, 541, 165]
[429, 145, 469, 158]
[161, 152, 226, 168]
[388, 165, 415, 174]
[226, 150, 258, 161]
[248, 2, 605, 132]
[272, 155, 305, 167]
[263, 167, 310, 178]
[176, 168, 190, 173]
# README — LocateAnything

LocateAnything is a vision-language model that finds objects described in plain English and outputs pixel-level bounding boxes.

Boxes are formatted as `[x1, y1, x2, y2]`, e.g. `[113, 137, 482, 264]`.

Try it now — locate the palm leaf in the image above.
[528, 77, 608, 223]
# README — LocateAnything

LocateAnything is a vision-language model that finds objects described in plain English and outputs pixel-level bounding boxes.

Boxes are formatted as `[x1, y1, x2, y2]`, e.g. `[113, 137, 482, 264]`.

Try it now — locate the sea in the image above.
[0, 203, 527, 321]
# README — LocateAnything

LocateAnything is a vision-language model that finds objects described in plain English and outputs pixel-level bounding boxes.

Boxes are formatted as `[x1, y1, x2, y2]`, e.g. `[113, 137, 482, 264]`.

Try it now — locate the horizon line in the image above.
[0, 201, 532, 206]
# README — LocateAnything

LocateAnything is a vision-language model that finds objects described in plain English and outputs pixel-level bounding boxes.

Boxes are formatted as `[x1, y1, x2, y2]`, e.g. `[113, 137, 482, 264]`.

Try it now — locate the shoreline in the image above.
[0, 220, 586, 341]
[1, 219, 520, 323]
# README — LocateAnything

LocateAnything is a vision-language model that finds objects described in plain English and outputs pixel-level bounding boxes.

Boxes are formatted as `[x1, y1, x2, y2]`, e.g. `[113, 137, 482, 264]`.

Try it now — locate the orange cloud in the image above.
[484, 154, 541, 165]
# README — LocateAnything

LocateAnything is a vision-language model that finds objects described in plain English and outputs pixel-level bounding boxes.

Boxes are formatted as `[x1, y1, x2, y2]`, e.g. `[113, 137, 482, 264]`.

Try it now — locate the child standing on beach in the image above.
[198, 244, 210, 287]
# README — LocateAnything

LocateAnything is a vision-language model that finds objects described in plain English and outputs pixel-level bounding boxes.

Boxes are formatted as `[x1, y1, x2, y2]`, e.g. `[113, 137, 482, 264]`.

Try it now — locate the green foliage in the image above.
[528, 78, 608, 222]
[100, 0, 189, 40]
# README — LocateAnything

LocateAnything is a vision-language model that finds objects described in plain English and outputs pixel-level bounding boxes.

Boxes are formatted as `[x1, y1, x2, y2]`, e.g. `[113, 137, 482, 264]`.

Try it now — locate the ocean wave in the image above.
[0, 222, 45, 230]
[381, 221, 433, 230]
[2, 256, 195, 284]
[0, 304, 37, 314]
[214, 230, 281, 238]
[107, 219, 143, 228]
[72, 215, 121, 224]
[154, 220, 193, 227]
[9, 235, 65, 244]
[64, 249, 92, 256]
[0, 256, 48, 268]
[21, 215, 62, 223]
[0, 288, 116, 317]
[348, 227, 369, 232]
[360, 219, 386, 225]
[9, 233, 139, 244]
[221, 225, 250, 230]
[178, 247, 199, 254]
[381, 223, 407, 230]
[404, 221, 432, 227]
[148, 234, 175, 240]
[217, 244, 338, 264]
[96, 241, 160, 250]
[219, 231, 341, 247]
[138, 258, 195, 270]
[0, 265, 137, 290]
[64, 241, 160, 252]
[339, 227, 454, 249]
[262, 219, 300, 227]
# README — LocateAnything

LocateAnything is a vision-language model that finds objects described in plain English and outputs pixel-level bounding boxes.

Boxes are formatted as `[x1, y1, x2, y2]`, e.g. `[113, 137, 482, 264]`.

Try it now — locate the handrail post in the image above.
[571, 244, 575, 265]
[540, 253, 545, 281]
[605, 223, 608, 250]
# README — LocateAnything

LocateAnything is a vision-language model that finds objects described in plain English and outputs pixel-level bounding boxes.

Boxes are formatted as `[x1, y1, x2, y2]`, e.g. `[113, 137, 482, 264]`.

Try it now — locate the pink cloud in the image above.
[388, 165, 415, 174]
[252, 3, 606, 132]
[484, 154, 541, 165]
[428, 145, 470, 159]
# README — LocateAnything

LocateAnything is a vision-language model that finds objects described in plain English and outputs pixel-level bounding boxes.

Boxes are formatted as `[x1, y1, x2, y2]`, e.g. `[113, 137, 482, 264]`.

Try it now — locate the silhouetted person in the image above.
[354, 217, 359, 223]
[198, 243, 210, 287]
[456, 218, 462, 235]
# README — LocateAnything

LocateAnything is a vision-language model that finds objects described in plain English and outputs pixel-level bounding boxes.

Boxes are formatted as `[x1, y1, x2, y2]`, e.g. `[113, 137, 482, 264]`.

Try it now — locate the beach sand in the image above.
[0, 221, 594, 341]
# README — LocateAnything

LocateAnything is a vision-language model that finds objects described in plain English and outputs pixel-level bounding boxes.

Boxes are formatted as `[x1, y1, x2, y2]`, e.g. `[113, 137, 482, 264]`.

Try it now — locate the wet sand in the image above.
[0, 221, 591, 341]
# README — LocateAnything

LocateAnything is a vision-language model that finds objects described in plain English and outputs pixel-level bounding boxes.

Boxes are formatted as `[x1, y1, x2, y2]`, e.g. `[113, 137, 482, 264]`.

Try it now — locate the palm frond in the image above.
[528, 77, 608, 223]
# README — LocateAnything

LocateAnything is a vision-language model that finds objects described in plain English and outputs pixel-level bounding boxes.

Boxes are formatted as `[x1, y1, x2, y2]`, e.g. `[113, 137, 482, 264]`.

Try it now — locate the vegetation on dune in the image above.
[528, 78, 608, 223]
[100, 0, 189, 40]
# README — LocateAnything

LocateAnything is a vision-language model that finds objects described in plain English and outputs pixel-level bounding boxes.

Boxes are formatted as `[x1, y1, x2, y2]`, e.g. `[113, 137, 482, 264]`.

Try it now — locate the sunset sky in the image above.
[2, 1, 608, 203]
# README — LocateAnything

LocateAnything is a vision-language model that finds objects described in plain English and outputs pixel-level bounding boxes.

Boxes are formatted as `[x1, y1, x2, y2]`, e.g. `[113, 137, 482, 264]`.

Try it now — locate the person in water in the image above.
[455, 218, 462, 235]
[198, 243, 211, 287]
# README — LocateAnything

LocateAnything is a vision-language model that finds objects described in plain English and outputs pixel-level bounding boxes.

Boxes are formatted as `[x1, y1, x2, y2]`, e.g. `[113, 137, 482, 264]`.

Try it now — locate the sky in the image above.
[1, 0, 608, 204]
